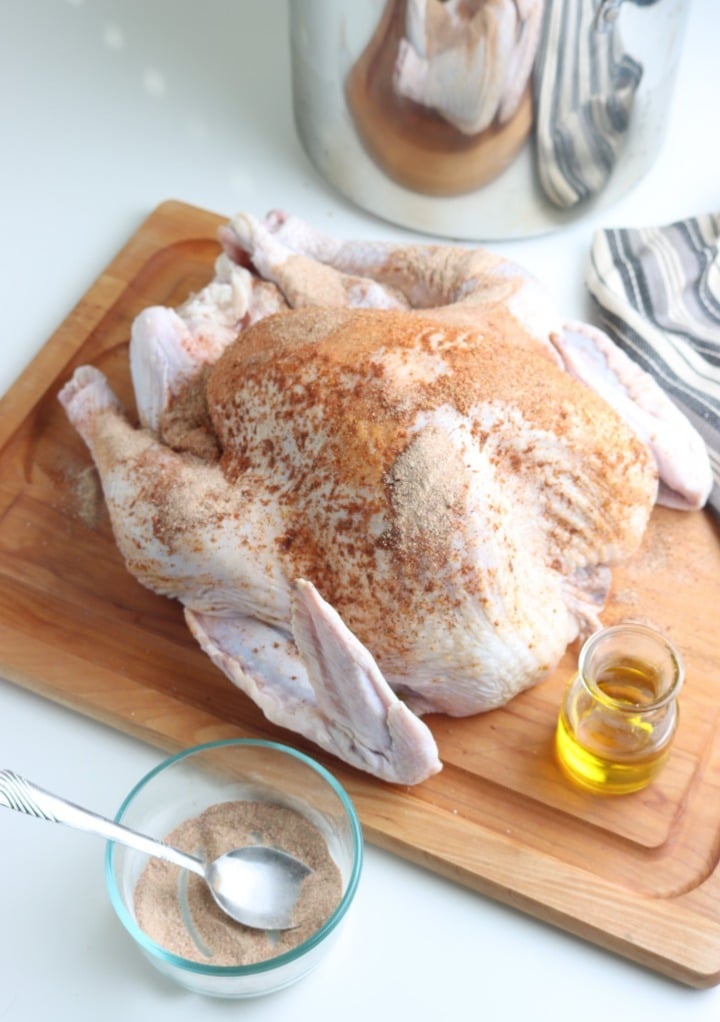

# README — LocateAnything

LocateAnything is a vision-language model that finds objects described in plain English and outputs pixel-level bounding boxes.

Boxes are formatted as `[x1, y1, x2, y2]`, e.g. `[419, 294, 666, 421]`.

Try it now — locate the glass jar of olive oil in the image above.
[555, 623, 684, 796]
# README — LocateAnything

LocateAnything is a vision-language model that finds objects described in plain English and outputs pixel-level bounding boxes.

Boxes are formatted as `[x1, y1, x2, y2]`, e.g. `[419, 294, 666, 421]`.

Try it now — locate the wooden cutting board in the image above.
[2, 200, 720, 987]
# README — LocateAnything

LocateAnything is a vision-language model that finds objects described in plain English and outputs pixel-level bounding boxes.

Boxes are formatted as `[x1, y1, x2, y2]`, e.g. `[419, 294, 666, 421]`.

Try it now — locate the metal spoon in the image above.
[0, 768, 312, 930]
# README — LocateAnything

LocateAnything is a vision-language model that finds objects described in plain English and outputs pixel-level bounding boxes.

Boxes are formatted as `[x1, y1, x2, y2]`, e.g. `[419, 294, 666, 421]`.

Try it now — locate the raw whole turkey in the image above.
[58, 211, 712, 785]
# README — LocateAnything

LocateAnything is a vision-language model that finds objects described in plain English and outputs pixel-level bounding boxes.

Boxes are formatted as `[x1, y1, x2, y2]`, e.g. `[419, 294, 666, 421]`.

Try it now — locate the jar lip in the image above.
[577, 622, 685, 711]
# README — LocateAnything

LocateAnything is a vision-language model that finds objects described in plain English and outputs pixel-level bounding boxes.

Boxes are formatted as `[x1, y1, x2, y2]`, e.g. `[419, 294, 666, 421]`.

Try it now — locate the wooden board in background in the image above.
[1, 200, 720, 986]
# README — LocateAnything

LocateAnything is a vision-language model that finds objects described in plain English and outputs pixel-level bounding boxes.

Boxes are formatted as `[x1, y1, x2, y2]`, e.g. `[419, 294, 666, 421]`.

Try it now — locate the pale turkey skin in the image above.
[204, 307, 656, 711]
[57, 210, 712, 785]
[393, 0, 545, 135]
[59, 305, 658, 785]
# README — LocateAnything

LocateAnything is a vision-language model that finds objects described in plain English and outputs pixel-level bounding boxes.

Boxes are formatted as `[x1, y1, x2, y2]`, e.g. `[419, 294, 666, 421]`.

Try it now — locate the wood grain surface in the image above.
[2, 200, 719, 986]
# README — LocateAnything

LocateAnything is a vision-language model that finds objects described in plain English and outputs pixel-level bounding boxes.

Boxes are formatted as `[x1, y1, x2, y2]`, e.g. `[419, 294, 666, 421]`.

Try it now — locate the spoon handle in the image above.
[0, 769, 204, 877]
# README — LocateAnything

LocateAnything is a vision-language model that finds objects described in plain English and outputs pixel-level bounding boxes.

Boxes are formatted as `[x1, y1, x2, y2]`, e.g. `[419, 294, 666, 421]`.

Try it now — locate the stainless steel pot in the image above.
[289, 0, 691, 239]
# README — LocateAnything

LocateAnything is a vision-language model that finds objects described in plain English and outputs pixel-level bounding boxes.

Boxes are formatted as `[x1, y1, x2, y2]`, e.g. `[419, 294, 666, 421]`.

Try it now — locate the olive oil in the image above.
[555, 667, 672, 795]
[555, 628, 683, 796]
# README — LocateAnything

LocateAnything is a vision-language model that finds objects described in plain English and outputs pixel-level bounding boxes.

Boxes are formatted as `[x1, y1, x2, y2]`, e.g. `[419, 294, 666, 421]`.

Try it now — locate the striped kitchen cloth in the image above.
[586, 212, 720, 513]
[533, 0, 643, 208]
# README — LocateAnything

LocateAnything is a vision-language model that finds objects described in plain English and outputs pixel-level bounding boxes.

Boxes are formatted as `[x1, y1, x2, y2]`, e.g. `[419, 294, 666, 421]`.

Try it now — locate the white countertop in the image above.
[1, 2, 719, 1019]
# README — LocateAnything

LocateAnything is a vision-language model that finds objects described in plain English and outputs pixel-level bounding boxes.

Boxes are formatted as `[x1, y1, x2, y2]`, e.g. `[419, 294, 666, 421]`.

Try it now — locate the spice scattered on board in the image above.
[134, 800, 342, 965]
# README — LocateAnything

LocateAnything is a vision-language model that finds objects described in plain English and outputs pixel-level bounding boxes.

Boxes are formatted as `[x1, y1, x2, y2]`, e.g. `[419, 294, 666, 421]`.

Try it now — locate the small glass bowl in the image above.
[105, 739, 363, 998]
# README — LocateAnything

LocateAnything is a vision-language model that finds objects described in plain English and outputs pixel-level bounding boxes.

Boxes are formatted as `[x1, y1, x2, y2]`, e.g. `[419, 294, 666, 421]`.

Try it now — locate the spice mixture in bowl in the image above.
[105, 739, 363, 998]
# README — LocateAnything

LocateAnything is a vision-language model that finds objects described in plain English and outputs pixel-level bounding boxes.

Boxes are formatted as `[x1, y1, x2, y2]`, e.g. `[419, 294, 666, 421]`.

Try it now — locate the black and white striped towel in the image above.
[587, 212, 720, 513]
[534, 0, 643, 208]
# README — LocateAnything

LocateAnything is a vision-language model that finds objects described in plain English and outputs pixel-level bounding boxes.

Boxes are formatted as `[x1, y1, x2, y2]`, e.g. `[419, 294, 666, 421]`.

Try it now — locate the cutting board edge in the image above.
[0, 199, 224, 450]
[8, 662, 720, 989]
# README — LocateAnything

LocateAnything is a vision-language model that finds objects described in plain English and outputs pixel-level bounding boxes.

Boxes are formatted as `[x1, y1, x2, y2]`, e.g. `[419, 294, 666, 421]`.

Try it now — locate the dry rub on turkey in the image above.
[58, 211, 712, 785]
